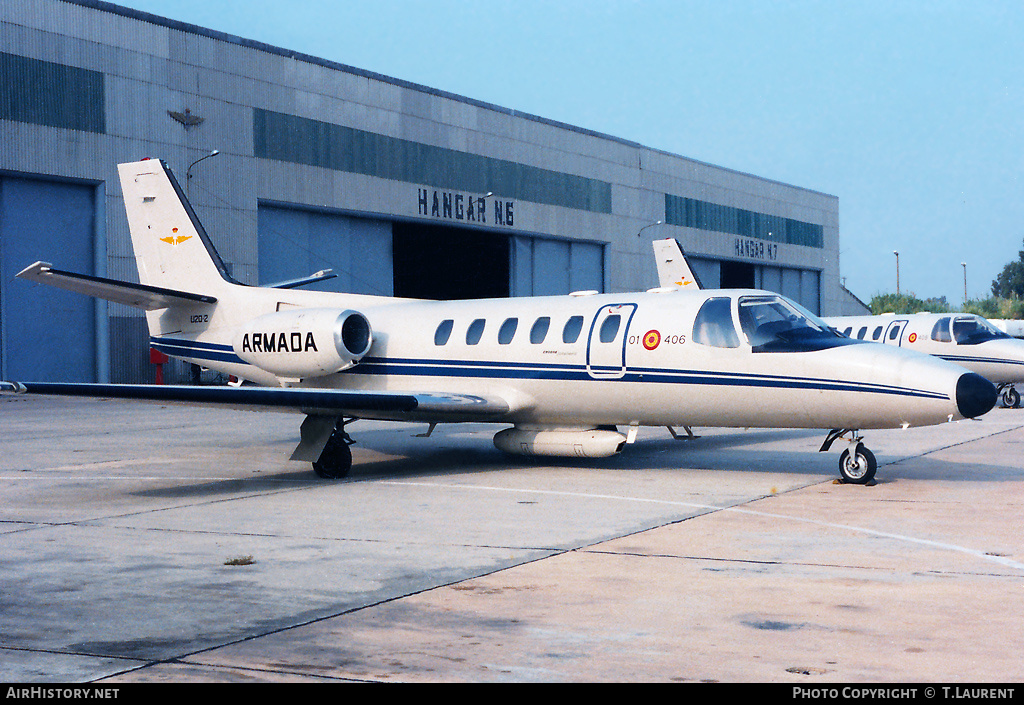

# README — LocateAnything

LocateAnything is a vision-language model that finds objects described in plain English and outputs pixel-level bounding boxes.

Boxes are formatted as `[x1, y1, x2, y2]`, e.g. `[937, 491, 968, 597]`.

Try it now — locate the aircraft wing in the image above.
[16, 261, 217, 310]
[0, 381, 511, 423]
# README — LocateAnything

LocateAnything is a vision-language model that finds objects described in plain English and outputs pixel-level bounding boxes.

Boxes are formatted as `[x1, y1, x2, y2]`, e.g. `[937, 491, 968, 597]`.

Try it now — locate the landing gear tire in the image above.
[1001, 386, 1021, 409]
[312, 426, 353, 479]
[839, 445, 876, 485]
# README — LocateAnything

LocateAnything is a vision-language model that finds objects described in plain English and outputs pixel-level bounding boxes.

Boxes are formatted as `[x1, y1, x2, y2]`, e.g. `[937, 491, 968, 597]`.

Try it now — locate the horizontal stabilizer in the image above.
[16, 262, 217, 310]
[266, 269, 337, 289]
[0, 382, 511, 422]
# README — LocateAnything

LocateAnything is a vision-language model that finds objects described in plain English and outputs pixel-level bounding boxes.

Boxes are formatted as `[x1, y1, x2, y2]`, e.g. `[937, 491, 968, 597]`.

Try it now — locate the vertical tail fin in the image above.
[117, 159, 238, 295]
[652, 238, 703, 290]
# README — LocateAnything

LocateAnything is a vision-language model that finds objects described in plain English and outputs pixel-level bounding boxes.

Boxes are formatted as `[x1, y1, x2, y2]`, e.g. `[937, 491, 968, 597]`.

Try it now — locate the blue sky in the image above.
[115, 0, 1023, 306]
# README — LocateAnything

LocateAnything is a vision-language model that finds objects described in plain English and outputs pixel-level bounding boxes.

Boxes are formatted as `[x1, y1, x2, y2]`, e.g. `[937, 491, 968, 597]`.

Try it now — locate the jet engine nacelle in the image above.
[493, 427, 627, 458]
[233, 308, 372, 378]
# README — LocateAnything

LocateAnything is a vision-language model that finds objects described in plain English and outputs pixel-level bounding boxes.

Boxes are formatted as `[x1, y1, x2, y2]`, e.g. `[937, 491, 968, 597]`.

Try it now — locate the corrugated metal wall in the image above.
[0, 51, 105, 133]
[0, 0, 840, 382]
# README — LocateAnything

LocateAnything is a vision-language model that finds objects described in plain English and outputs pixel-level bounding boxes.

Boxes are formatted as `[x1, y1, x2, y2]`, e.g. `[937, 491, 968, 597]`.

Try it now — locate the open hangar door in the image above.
[393, 222, 606, 301]
[0, 175, 98, 382]
[393, 222, 510, 300]
[259, 206, 605, 302]
[260, 207, 511, 302]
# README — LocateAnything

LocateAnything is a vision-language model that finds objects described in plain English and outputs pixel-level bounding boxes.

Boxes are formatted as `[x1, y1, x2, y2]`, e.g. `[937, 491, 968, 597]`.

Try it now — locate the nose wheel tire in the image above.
[1001, 386, 1020, 409]
[839, 445, 876, 484]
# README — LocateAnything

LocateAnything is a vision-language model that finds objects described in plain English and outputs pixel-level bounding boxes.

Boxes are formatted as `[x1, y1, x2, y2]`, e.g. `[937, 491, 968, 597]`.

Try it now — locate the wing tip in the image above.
[15, 261, 52, 279]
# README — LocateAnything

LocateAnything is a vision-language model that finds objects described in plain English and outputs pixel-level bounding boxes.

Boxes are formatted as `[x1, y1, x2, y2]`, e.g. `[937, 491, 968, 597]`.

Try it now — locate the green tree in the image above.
[964, 296, 1024, 320]
[991, 239, 1024, 299]
[869, 292, 950, 315]
[963, 297, 1001, 319]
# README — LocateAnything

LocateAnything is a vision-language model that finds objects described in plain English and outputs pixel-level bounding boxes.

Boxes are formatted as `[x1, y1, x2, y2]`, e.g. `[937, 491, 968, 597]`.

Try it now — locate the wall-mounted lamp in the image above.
[636, 220, 663, 237]
[186, 149, 219, 199]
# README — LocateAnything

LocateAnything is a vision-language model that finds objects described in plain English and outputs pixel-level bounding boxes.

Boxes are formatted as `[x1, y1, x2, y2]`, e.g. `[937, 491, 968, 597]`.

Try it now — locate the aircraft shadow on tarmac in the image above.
[130, 423, 1021, 498]
[132, 426, 846, 498]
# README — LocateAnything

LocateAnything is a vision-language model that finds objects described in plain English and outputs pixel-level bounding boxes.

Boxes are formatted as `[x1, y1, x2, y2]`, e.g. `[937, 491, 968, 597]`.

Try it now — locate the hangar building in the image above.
[0, 0, 865, 384]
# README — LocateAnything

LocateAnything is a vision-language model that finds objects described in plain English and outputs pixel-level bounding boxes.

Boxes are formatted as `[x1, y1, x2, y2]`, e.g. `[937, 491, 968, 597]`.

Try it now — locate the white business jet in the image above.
[0, 162, 997, 485]
[823, 312, 1024, 409]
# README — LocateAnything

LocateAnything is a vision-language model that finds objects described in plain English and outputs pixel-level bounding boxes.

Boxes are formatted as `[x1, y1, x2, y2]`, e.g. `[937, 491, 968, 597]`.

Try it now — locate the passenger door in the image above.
[884, 319, 909, 346]
[586, 304, 637, 379]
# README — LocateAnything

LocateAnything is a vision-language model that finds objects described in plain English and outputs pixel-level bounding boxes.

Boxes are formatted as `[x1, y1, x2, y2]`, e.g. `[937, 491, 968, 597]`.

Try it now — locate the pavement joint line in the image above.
[580, 548, 1024, 578]
[879, 420, 1024, 467]
[383, 479, 1024, 573]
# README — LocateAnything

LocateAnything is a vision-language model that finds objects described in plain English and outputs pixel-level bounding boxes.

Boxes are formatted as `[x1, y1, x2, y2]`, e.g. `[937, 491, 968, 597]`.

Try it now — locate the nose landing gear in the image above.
[821, 429, 877, 485]
[998, 384, 1021, 409]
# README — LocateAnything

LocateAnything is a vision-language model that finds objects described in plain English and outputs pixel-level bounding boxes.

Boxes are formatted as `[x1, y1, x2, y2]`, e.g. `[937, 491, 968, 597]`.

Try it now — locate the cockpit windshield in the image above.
[951, 315, 1010, 345]
[737, 295, 851, 353]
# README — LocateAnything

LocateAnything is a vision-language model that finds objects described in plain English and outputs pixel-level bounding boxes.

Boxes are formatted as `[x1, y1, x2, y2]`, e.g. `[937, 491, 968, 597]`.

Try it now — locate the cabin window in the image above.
[857, 326, 868, 340]
[843, 327, 853, 337]
[498, 317, 518, 345]
[889, 325, 901, 341]
[872, 326, 883, 341]
[434, 319, 454, 345]
[530, 317, 550, 344]
[466, 318, 485, 345]
[599, 315, 621, 343]
[693, 297, 740, 348]
[563, 315, 584, 344]
[931, 317, 952, 343]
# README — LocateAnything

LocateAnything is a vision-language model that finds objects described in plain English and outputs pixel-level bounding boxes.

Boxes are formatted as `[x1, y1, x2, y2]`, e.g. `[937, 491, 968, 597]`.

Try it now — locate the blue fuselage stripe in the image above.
[353, 356, 947, 400]
[938, 354, 1024, 367]
[150, 338, 246, 365]
[151, 339, 948, 401]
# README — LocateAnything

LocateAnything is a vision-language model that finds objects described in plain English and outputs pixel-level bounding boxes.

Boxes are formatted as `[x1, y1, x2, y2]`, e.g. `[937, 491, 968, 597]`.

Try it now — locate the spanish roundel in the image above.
[643, 330, 661, 350]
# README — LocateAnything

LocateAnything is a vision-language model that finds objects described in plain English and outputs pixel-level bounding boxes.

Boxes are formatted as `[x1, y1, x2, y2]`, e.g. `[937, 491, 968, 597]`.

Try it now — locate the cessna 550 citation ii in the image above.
[0, 161, 997, 485]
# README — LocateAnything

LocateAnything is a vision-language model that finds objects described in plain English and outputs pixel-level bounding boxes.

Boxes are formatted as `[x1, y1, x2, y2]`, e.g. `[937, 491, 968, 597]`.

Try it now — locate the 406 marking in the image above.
[629, 330, 686, 350]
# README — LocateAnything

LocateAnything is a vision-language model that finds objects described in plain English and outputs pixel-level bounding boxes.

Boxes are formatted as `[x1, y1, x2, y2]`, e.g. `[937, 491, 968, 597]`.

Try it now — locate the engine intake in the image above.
[233, 308, 372, 378]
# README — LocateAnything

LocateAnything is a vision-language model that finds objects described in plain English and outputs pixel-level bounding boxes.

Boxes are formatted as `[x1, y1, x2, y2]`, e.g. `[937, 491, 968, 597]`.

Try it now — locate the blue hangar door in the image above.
[0, 176, 97, 382]
[258, 205, 394, 296]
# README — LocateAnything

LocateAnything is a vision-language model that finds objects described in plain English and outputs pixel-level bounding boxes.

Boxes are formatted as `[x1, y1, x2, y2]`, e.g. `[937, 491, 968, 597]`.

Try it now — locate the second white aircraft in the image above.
[823, 312, 1024, 408]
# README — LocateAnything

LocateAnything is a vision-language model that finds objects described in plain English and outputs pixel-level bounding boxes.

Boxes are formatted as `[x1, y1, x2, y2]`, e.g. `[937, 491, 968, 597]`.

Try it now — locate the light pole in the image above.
[184, 149, 218, 386]
[893, 251, 900, 295]
[962, 262, 967, 306]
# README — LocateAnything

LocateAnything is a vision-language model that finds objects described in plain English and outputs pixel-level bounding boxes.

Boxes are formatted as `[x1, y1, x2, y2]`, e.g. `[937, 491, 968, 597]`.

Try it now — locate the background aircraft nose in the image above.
[956, 372, 997, 419]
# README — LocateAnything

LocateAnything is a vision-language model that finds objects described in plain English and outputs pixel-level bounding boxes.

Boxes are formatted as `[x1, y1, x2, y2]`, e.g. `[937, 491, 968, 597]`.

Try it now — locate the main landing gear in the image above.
[820, 429, 877, 485]
[998, 384, 1021, 409]
[312, 419, 355, 479]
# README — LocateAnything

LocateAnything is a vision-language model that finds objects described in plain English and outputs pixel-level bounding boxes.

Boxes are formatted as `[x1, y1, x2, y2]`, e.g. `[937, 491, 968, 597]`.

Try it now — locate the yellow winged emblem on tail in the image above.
[159, 235, 193, 245]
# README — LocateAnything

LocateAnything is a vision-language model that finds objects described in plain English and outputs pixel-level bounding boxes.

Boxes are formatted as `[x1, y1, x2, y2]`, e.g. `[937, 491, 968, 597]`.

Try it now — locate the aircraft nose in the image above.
[956, 372, 997, 419]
